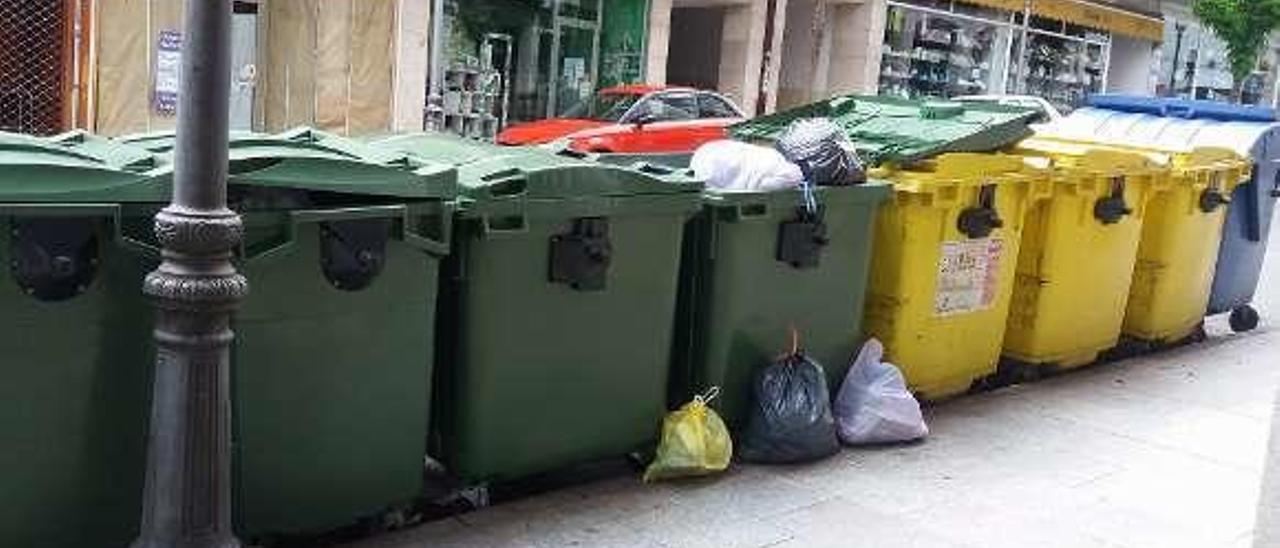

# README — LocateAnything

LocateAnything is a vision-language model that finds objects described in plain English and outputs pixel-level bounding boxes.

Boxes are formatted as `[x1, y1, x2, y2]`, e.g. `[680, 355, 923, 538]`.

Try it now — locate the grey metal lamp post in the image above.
[427, 0, 447, 131]
[131, 0, 247, 547]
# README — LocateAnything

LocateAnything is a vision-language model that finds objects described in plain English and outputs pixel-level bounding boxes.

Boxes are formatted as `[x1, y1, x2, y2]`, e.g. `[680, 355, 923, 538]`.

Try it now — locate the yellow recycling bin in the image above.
[1004, 138, 1165, 369]
[865, 153, 1050, 400]
[1122, 146, 1249, 343]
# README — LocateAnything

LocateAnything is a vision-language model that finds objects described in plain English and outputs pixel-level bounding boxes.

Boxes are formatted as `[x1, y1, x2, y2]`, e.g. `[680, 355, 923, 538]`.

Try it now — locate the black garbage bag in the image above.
[774, 118, 866, 186]
[738, 349, 841, 464]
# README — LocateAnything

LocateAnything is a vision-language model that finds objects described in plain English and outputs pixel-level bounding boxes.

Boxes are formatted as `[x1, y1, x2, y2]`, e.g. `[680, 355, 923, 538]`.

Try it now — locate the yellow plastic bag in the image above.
[643, 387, 732, 483]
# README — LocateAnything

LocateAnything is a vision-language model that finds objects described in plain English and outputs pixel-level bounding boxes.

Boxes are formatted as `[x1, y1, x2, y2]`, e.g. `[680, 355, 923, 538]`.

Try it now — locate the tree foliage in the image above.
[1193, 0, 1280, 97]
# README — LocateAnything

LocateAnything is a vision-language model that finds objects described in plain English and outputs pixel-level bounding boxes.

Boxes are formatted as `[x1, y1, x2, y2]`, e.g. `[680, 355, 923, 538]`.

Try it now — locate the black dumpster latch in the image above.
[1094, 177, 1133, 225]
[550, 217, 612, 291]
[776, 208, 828, 269]
[320, 218, 390, 291]
[1200, 172, 1231, 213]
[1200, 187, 1230, 213]
[957, 185, 1004, 239]
[10, 217, 100, 302]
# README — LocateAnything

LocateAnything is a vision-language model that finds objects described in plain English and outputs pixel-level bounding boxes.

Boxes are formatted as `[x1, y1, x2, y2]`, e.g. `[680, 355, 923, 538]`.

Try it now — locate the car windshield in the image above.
[561, 92, 643, 122]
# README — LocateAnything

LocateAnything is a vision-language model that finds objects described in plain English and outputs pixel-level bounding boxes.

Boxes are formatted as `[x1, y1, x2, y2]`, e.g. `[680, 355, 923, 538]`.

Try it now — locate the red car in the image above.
[496, 85, 746, 153]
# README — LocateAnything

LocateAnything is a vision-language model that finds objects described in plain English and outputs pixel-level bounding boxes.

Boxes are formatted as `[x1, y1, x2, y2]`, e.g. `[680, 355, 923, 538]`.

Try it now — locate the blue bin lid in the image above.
[1088, 95, 1278, 123]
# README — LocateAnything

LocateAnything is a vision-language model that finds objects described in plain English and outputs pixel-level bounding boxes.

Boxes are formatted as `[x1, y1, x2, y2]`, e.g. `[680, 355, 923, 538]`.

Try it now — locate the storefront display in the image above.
[433, 0, 654, 138]
[1010, 18, 1108, 114]
[880, 2, 1014, 100]
[878, 0, 1160, 113]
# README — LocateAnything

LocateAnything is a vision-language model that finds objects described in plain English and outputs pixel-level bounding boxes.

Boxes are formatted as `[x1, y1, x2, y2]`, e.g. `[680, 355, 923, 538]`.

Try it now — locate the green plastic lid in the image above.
[730, 94, 1038, 165]
[124, 127, 457, 200]
[0, 130, 166, 202]
[371, 133, 702, 202]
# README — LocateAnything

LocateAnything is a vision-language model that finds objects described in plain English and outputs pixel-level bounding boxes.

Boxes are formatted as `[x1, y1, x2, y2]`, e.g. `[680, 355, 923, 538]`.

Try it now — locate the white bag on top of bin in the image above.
[834, 338, 928, 445]
[690, 140, 803, 192]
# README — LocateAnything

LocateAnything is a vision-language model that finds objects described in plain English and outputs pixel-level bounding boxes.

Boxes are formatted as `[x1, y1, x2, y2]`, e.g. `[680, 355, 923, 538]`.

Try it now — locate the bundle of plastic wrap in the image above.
[773, 118, 866, 186]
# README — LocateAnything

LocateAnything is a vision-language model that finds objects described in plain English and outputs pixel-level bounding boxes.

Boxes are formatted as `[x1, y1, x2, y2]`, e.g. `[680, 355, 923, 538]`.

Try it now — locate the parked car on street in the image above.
[496, 85, 747, 153]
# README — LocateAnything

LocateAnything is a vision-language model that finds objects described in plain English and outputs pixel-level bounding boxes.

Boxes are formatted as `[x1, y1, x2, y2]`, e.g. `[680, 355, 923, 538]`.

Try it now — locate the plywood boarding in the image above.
[95, 0, 398, 136]
[261, 0, 395, 134]
[348, 0, 395, 134]
[392, 0, 430, 132]
[315, 0, 353, 131]
[93, 0, 148, 135]
[92, 0, 187, 135]
[262, 0, 318, 131]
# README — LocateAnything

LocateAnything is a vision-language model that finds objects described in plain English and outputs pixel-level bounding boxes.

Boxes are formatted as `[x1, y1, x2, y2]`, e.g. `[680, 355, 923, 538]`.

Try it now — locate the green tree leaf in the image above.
[1193, 0, 1280, 100]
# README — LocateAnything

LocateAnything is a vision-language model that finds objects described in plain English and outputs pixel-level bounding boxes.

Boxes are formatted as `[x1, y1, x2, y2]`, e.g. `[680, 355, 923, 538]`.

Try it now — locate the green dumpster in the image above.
[128, 128, 457, 538]
[0, 131, 165, 548]
[730, 94, 1038, 165]
[670, 182, 892, 430]
[564, 147, 694, 170]
[373, 133, 702, 484]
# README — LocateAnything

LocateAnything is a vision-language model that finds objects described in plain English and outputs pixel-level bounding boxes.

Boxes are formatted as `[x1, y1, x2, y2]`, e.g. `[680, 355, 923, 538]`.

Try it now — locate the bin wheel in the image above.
[1230, 306, 1261, 333]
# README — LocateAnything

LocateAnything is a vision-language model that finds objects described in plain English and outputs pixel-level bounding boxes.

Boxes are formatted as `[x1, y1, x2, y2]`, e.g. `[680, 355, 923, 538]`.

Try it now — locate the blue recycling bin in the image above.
[1055, 96, 1280, 331]
[1205, 126, 1280, 331]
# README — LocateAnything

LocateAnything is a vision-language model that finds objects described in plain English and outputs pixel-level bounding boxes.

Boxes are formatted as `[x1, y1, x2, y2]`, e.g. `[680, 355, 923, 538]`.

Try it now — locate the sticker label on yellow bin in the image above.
[935, 238, 1003, 316]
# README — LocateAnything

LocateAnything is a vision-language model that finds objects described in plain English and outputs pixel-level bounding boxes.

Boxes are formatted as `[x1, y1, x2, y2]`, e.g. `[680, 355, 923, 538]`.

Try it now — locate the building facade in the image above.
[7, 0, 1280, 139]
[641, 0, 1189, 116]
[426, 0, 651, 137]
[0, 0, 432, 137]
[771, 0, 1166, 113]
[92, 0, 432, 136]
[644, 0, 788, 116]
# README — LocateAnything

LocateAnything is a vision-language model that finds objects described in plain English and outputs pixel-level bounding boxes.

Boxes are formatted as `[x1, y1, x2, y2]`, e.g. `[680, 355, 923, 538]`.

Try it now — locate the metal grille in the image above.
[0, 0, 67, 135]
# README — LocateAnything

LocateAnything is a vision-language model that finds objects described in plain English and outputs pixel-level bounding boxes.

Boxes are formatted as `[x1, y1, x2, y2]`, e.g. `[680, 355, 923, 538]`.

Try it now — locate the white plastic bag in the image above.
[690, 140, 803, 192]
[834, 339, 928, 445]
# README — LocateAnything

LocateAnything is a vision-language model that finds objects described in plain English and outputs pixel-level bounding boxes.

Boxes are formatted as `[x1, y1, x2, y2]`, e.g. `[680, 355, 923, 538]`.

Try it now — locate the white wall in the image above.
[778, 0, 819, 108]
[1107, 34, 1155, 95]
[776, 0, 884, 109]
[826, 0, 885, 96]
[718, 4, 756, 109]
[392, 0, 430, 132]
[646, 0, 675, 85]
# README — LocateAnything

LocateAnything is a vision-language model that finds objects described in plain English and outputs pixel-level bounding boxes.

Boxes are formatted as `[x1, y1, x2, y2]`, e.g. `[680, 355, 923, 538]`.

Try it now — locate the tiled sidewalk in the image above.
[351, 318, 1278, 548]
[349, 226, 1280, 548]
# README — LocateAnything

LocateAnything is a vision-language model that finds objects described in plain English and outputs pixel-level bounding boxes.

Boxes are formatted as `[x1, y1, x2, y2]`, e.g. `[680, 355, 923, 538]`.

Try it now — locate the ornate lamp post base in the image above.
[131, 0, 247, 546]
[132, 207, 247, 548]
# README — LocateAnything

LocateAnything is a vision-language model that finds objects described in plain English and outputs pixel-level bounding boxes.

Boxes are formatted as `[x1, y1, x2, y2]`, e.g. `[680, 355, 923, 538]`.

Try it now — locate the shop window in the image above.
[1011, 32, 1106, 113]
[880, 0, 1120, 112]
[879, 2, 1013, 100]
